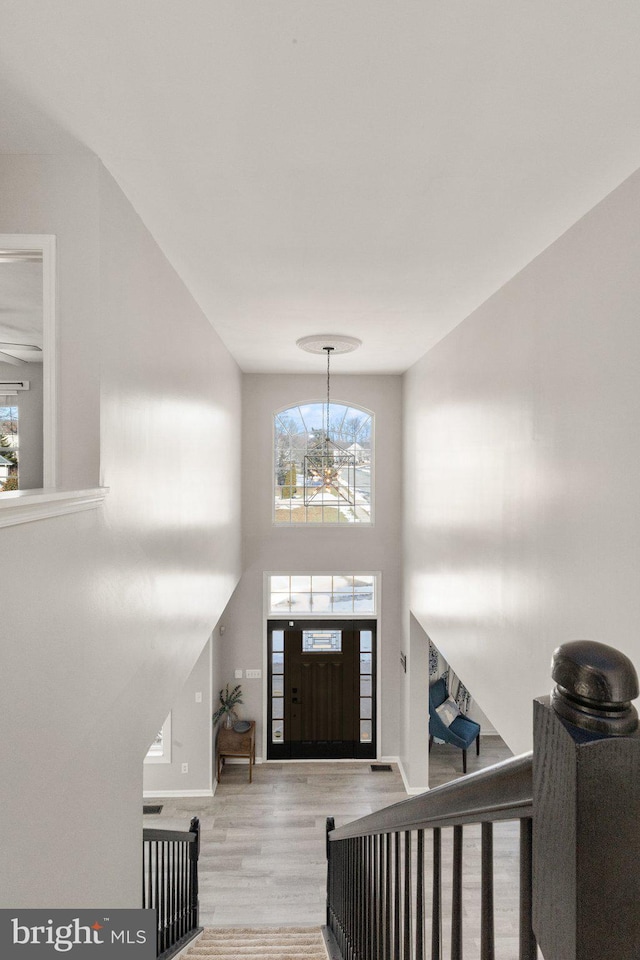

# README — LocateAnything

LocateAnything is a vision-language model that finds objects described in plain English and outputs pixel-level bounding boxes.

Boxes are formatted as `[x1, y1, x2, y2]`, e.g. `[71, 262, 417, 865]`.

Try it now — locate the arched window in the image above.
[274, 401, 373, 524]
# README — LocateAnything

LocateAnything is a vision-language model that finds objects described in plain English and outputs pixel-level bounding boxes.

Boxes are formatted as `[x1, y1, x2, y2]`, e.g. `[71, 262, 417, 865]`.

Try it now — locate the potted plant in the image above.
[213, 683, 243, 729]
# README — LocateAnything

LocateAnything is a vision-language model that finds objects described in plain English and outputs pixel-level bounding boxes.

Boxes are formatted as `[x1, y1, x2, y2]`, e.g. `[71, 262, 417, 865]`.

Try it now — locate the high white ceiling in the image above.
[1, 1, 640, 373]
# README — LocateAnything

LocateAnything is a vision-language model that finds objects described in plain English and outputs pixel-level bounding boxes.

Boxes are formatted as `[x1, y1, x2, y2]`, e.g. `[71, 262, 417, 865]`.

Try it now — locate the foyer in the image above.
[2, 2, 640, 929]
[144, 738, 512, 931]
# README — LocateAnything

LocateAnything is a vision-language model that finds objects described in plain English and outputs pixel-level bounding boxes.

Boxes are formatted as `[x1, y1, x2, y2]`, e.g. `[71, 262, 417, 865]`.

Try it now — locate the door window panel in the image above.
[302, 629, 342, 653]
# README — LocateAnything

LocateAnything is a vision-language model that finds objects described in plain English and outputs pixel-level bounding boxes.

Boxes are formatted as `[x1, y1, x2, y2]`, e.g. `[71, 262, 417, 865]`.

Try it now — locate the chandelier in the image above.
[296, 335, 361, 512]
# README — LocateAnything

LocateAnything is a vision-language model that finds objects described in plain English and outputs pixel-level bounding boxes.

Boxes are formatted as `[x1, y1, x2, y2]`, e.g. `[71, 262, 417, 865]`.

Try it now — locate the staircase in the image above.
[325, 640, 640, 960]
[183, 927, 329, 960]
[145, 640, 640, 960]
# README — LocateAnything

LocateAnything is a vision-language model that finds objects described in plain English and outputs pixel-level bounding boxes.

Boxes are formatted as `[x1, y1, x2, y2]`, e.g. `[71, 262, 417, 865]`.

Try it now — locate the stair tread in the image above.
[186, 927, 327, 960]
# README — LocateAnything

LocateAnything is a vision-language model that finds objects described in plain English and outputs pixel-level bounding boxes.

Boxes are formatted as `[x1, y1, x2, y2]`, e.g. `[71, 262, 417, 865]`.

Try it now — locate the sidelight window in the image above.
[359, 630, 374, 743]
[271, 630, 285, 744]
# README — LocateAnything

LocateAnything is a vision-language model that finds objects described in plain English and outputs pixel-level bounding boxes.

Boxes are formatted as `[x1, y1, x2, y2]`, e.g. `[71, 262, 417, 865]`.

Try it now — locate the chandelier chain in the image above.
[324, 346, 334, 443]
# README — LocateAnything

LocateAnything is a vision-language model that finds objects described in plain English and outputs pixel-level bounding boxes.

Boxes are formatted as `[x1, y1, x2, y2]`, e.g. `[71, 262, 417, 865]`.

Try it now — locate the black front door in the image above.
[267, 620, 376, 760]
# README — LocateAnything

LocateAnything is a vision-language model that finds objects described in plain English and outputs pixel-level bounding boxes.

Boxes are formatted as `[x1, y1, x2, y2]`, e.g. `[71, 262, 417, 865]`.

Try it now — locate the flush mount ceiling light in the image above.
[296, 334, 362, 355]
[297, 335, 361, 509]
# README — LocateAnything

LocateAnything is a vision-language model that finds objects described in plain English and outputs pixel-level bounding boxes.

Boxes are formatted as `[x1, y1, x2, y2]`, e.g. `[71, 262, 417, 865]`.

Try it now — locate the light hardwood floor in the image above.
[144, 736, 533, 957]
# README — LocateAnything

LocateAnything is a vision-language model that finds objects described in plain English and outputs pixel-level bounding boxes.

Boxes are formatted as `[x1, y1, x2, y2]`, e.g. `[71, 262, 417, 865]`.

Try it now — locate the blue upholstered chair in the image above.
[428, 677, 481, 774]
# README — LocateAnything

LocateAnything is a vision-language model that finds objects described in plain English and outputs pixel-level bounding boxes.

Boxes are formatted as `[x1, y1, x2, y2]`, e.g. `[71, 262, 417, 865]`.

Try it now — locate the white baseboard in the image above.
[143, 788, 214, 798]
[395, 756, 428, 796]
[359, 755, 427, 795]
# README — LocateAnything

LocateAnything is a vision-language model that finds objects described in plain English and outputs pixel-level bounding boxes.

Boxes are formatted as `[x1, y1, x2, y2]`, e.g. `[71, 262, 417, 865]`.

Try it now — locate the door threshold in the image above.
[264, 757, 381, 764]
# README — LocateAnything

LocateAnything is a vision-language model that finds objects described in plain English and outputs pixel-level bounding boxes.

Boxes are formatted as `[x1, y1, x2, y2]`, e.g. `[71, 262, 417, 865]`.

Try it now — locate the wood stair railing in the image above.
[326, 640, 640, 960]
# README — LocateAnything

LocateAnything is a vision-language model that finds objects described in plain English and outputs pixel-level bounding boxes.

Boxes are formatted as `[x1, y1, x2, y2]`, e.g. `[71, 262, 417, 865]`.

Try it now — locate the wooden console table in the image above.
[216, 721, 256, 783]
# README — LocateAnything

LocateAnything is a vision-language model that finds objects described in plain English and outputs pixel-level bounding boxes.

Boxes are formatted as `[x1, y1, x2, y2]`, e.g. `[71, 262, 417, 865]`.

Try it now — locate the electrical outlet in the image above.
[246, 669, 262, 679]
[181, 763, 188, 774]
[234, 669, 243, 679]
[195, 691, 202, 703]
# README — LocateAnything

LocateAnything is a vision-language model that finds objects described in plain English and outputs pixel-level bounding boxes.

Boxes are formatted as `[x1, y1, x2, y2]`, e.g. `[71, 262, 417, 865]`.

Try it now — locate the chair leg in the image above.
[476, 733, 480, 756]
[462, 749, 467, 775]
[429, 735, 433, 753]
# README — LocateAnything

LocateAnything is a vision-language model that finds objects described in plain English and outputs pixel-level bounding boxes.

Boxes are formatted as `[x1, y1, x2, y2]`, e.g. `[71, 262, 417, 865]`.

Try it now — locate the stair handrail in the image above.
[329, 751, 532, 842]
[326, 640, 640, 960]
[143, 816, 202, 960]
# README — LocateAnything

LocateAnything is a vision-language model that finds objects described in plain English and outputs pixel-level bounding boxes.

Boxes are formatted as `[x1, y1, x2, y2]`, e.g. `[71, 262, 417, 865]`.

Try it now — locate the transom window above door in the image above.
[274, 401, 372, 524]
[268, 573, 377, 615]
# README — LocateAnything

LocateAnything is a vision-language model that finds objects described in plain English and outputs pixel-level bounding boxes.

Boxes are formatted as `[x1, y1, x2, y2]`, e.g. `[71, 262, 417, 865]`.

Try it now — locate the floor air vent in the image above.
[143, 804, 163, 815]
[370, 763, 392, 772]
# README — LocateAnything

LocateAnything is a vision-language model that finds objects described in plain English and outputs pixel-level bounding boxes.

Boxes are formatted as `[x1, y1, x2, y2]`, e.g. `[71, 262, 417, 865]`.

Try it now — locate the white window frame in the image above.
[266, 572, 379, 619]
[144, 712, 172, 764]
[272, 399, 375, 526]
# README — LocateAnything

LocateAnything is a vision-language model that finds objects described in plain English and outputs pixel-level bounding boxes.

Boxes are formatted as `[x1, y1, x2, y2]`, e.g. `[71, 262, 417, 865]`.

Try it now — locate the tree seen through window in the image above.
[0, 403, 18, 491]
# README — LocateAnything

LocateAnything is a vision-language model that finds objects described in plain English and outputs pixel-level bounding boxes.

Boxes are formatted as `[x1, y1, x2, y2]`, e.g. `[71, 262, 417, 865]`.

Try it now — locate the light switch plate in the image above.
[234, 669, 243, 679]
[246, 669, 262, 679]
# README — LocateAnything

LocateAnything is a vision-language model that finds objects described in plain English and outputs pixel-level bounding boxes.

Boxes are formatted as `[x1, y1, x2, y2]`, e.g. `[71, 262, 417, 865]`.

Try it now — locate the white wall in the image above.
[143, 638, 214, 796]
[0, 154, 101, 489]
[220, 374, 403, 762]
[0, 154, 242, 907]
[403, 165, 640, 781]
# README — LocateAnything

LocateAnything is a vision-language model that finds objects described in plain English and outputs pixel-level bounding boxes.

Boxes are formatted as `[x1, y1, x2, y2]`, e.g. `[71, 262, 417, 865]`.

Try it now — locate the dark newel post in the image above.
[532, 640, 640, 960]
